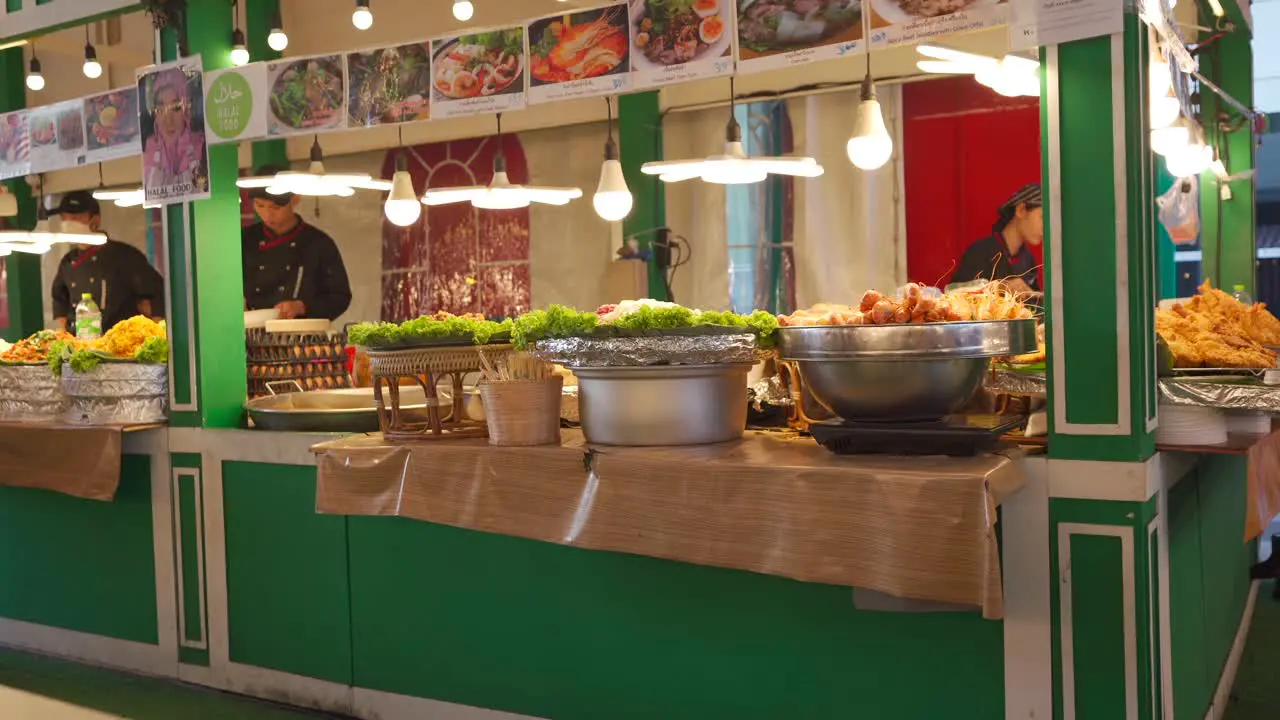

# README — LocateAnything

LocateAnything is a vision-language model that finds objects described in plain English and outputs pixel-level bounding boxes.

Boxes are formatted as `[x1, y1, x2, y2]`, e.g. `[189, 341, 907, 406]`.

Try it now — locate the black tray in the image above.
[810, 416, 1024, 457]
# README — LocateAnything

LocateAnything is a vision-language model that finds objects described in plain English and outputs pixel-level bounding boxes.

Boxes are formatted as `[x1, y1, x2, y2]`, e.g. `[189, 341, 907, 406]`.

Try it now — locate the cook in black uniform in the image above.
[242, 171, 352, 320]
[951, 183, 1044, 296]
[50, 191, 165, 332]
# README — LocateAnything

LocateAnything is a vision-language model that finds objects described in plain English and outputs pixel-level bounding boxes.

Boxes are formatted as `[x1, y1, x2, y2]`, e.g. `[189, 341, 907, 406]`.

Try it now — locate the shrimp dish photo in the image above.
[433, 30, 525, 100]
[530, 6, 630, 84]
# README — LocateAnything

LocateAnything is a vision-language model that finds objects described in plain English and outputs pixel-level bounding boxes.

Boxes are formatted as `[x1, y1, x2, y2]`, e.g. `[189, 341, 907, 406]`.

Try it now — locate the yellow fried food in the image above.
[92, 316, 167, 358]
[1156, 281, 1279, 368]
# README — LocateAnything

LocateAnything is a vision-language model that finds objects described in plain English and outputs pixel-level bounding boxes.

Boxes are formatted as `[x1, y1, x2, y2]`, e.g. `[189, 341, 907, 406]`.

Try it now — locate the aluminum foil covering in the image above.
[985, 369, 1048, 396]
[65, 396, 167, 426]
[0, 399, 66, 423]
[0, 365, 62, 401]
[532, 334, 760, 367]
[749, 375, 793, 411]
[1159, 379, 1280, 412]
[62, 363, 168, 399]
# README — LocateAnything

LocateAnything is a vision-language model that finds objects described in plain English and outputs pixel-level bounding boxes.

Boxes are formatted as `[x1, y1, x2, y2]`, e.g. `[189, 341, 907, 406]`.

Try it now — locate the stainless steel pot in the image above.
[778, 320, 1035, 422]
[572, 363, 753, 446]
[246, 385, 433, 433]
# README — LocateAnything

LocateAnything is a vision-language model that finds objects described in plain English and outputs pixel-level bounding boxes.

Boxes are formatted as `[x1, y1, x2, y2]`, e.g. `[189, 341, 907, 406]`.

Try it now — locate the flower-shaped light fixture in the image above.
[237, 137, 393, 197]
[916, 45, 1040, 98]
[93, 187, 147, 208]
[421, 114, 583, 210]
[641, 78, 823, 184]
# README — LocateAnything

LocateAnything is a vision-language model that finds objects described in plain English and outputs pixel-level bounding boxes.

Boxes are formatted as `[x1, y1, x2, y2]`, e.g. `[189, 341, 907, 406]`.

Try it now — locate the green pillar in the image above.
[0, 47, 43, 341]
[1155, 163, 1177, 299]
[163, 1, 247, 428]
[1197, 19, 1255, 295]
[1042, 15, 1157, 463]
[618, 92, 667, 300]
[245, 0, 287, 170]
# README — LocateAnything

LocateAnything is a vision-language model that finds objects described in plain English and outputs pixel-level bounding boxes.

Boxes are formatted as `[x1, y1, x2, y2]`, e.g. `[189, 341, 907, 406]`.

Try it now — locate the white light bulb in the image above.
[593, 159, 633, 222]
[1150, 122, 1189, 157]
[352, 6, 374, 30]
[384, 170, 422, 226]
[268, 29, 289, 52]
[846, 98, 893, 171]
[1150, 94, 1180, 129]
[26, 71, 44, 92]
[230, 45, 250, 66]
[1165, 142, 1212, 179]
[83, 59, 102, 79]
[453, 0, 475, 21]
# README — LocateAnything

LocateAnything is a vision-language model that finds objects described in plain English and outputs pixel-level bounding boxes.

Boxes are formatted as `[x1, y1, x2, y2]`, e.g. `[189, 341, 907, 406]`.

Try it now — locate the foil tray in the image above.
[1159, 378, 1280, 413]
[532, 334, 759, 367]
[62, 363, 168, 399]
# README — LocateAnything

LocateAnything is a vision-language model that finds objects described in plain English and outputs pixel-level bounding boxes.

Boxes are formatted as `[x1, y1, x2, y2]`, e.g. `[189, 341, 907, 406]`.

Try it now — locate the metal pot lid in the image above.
[777, 320, 1036, 360]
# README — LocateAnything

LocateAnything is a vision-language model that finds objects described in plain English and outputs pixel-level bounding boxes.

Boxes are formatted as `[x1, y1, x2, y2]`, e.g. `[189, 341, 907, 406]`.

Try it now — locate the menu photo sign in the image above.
[0, 111, 30, 181]
[527, 2, 634, 105]
[84, 87, 143, 163]
[430, 28, 527, 119]
[347, 41, 434, 127]
[28, 100, 87, 173]
[867, 0, 1008, 49]
[204, 65, 268, 144]
[1007, 0, 1123, 51]
[736, 0, 865, 74]
[630, 0, 736, 88]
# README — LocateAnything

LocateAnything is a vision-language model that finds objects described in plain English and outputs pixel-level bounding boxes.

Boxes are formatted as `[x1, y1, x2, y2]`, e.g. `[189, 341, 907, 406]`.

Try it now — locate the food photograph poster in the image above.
[204, 65, 269, 144]
[528, 2, 633, 105]
[630, 0, 735, 88]
[867, 0, 1008, 48]
[138, 57, 210, 206]
[431, 28, 527, 119]
[84, 87, 142, 164]
[736, 0, 865, 74]
[28, 101, 87, 173]
[0, 111, 30, 181]
[267, 54, 347, 137]
[348, 42, 433, 127]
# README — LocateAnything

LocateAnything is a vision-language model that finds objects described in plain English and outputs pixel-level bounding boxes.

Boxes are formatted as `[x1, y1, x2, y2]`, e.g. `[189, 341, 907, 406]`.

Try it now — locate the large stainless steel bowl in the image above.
[572, 363, 753, 446]
[778, 320, 1036, 422]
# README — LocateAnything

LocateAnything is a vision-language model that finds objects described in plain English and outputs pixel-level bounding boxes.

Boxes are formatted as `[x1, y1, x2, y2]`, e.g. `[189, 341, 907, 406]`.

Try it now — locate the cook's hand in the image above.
[275, 300, 307, 319]
[1003, 278, 1036, 297]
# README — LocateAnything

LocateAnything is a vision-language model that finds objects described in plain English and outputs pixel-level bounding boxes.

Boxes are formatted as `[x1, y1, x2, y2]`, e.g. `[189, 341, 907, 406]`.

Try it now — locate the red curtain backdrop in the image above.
[380, 135, 532, 322]
[902, 77, 1042, 288]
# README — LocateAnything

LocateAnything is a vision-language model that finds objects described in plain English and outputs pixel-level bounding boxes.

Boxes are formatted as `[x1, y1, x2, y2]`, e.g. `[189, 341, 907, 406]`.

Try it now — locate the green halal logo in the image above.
[208, 71, 253, 140]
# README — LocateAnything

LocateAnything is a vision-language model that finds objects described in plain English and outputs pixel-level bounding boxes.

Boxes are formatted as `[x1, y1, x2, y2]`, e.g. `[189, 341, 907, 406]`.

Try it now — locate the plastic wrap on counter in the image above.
[65, 396, 167, 426]
[532, 334, 760, 367]
[62, 364, 168, 399]
[1159, 379, 1280, 412]
[984, 369, 1047, 396]
[311, 431, 1024, 619]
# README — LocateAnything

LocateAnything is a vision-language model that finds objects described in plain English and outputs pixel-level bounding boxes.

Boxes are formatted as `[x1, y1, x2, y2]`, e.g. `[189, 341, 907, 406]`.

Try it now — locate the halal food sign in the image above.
[204, 66, 267, 143]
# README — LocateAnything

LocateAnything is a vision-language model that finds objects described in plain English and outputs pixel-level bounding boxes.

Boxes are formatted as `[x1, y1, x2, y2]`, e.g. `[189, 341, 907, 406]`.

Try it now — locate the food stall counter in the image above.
[313, 430, 1025, 619]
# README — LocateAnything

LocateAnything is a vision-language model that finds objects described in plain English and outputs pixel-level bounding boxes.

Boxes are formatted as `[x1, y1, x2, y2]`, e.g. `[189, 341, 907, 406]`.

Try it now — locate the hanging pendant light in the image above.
[1165, 125, 1213, 179]
[453, 0, 475, 22]
[384, 127, 421, 227]
[93, 187, 146, 208]
[237, 137, 392, 197]
[422, 114, 583, 209]
[593, 98, 633, 222]
[641, 78, 823, 184]
[229, 1, 250, 66]
[846, 56, 893, 171]
[83, 26, 103, 79]
[267, 11, 289, 52]
[1151, 115, 1190, 157]
[26, 43, 44, 92]
[352, 0, 374, 30]
[916, 45, 1040, 98]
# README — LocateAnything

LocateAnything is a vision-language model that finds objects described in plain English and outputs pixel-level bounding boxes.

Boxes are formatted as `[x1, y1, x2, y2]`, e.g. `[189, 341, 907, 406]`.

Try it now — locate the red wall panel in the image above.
[903, 77, 1042, 288]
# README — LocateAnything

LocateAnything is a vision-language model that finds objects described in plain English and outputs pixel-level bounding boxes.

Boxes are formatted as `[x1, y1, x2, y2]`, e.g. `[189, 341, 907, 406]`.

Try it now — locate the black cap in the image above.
[246, 165, 293, 205]
[54, 190, 101, 216]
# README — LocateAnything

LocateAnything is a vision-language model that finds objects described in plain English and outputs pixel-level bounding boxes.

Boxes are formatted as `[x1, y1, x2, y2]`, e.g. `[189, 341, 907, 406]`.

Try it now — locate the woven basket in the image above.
[479, 376, 563, 447]
[369, 344, 513, 440]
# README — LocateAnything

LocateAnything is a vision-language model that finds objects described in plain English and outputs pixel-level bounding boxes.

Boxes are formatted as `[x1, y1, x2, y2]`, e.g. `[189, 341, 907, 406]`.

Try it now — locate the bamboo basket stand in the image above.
[369, 344, 513, 440]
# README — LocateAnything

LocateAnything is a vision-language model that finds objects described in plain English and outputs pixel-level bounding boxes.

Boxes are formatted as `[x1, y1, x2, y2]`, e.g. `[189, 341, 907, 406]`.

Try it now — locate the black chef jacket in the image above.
[242, 220, 352, 321]
[51, 240, 165, 331]
[951, 232, 1041, 292]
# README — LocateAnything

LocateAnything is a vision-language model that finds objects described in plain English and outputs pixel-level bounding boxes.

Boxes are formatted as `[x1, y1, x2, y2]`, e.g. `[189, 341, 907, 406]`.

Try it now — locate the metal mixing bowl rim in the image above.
[777, 319, 1035, 360]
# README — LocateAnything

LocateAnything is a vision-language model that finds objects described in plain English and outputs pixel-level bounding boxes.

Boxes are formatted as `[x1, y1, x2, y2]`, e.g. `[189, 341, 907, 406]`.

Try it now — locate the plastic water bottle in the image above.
[75, 293, 102, 341]
[1232, 284, 1254, 306]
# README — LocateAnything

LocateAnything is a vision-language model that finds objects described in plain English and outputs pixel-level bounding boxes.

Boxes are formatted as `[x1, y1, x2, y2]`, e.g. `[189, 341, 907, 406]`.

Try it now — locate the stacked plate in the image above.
[1156, 403, 1227, 446]
[1227, 413, 1272, 435]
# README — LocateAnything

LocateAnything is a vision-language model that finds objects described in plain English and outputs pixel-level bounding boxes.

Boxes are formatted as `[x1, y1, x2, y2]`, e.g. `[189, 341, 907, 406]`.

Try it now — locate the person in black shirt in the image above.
[241, 172, 352, 321]
[951, 183, 1044, 295]
[50, 191, 165, 332]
